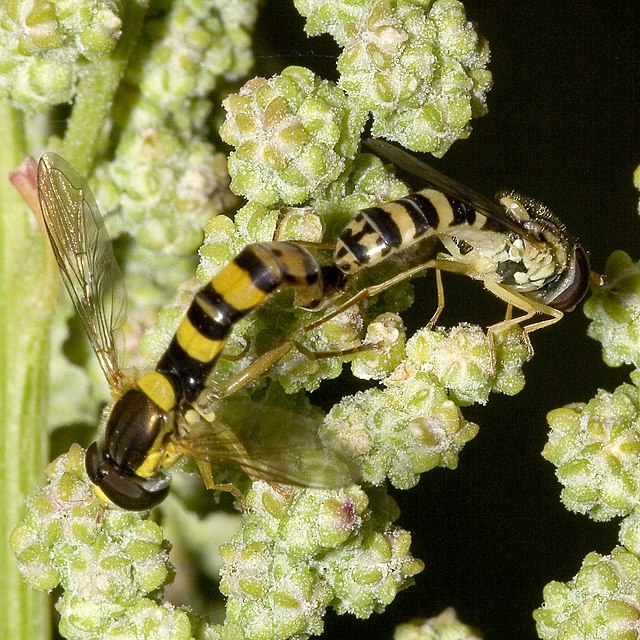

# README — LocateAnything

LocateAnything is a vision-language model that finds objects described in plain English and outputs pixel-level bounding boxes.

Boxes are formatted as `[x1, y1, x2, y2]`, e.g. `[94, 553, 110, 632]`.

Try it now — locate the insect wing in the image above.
[37, 153, 126, 392]
[176, 398, 357, 489]
[365, 138, 533, 239]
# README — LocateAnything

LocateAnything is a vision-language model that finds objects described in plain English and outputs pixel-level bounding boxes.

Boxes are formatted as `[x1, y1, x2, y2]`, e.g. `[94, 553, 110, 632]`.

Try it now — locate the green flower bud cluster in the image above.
[294, 0, 492, 156]
[394, 607, 483, 640]
[10, 445, 193, 640]
[211, 481, 422, 638]
[534, 547, 640, 639]
[323, 324, 526, 489]
[0, 0, 123, 109]
[126, 0, 258, 125]
[81, 0, 255, 370]
[324, 323, 527, 489]
[404, 324, 527, 405]
[543, 374, 640, 521]
[584, 250, 640, 368]
[90, 0, 256, 253]
[220, 66, 368, 206]
[94, 130, 231, 255]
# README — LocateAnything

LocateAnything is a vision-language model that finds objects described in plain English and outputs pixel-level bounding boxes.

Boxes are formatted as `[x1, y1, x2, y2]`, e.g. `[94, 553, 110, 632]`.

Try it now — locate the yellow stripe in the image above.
[211, 262, 268, 311]
[176, 316, 224, 363]
[383, 202, 419, 244]
[134, 419, 175, 478]
[137, 371, 177, 413]
[135, 449, 165, 478]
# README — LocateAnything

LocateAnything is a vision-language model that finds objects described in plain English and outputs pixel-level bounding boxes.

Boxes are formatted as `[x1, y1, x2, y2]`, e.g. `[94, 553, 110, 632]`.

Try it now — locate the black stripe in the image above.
[156, 338, 214, 402]
[362, 206, 403, 249]
[449, 197, 476, 226]
[234, 245, 281, 293]
[336, 230, 378, 266]
[187, 295, 229, 341]
[197, 283, 244, 327]
[397, 193, 439, 237]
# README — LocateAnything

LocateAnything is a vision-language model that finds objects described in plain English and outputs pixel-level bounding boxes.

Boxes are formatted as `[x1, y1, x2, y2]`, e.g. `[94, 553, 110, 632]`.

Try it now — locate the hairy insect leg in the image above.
[195, 459, 247, 507]
[304, 260, 440, 332]
[426, 268, 445, 330]
[181, 407, 266, 507]
[207, 341, 297, 401]
[483, 279, 564, 365]
[207, 336, 379, 403]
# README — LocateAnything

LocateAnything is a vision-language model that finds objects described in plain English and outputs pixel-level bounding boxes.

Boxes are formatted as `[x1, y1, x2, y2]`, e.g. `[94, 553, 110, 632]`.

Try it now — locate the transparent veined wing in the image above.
[37, 153, 127, 392]
[365, 138, 535, 240]
[172, 396, 358, 490]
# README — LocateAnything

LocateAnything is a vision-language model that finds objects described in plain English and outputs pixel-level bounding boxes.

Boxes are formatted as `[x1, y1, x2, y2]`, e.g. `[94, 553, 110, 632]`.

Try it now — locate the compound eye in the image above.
[550, 244, 591, 311]
[85, 442, 171, 511]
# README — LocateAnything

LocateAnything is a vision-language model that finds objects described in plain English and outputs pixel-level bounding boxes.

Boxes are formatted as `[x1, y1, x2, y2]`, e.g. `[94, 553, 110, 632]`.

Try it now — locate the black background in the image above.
[254, 2, 639, 638]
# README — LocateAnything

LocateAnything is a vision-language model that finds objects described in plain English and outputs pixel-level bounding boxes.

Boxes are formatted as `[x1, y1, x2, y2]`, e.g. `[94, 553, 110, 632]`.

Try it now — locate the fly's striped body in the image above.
[33, 152, 343, 511]
[333, 140, 589, 315]
[156, 242, 323, 404]
[85, 241, 326, 510]
[335, 188, 487, 272]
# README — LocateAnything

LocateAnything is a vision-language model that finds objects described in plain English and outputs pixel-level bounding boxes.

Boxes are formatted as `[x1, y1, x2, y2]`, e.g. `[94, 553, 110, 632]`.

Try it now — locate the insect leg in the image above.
[426, 268, 445, 330]
[207, 335, 380, 403]
[178, 408, 258, 505]
[208, 341, 298, 401]
[195, 459, 247, 506]
[304, 260, 440, 332]
[482, 279, 564, 362]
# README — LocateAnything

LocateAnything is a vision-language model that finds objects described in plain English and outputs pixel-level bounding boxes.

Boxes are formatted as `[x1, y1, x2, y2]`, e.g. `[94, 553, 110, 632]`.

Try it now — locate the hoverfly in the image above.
[36, 153, 353, 511]
[316, 139, 590, 342]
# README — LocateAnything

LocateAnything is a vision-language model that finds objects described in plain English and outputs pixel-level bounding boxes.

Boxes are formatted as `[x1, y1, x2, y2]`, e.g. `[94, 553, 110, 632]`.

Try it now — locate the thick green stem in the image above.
[0, 100, 55, 640]
[61, 0, 149, 173]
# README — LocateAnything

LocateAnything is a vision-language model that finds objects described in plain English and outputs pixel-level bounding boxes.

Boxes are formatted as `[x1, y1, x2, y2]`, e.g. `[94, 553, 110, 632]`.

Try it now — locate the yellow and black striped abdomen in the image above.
[334, 188, 489, 274]
[155, 241, 323, 402]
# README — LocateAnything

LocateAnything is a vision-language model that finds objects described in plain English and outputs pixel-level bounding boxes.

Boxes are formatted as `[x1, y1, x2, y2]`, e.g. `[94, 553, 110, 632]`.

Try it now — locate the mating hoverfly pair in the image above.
[33, 140, 589, 511]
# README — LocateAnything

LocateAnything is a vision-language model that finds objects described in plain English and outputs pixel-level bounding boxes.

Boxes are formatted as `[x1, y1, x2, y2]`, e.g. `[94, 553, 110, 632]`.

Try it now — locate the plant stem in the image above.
[61, 0, 149, 172]
[0, 99, 55, 640]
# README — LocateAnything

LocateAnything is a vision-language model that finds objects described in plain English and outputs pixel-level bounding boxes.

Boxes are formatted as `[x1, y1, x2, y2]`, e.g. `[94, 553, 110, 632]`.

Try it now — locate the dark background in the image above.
[254, 2, 639, 638]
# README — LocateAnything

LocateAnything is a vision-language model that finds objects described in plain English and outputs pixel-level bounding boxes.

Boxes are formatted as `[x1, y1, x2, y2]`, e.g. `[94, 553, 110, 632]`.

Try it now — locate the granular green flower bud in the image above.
[490, 326, 528, 396]
[220, 66, 368, 205]
[94, 125, 230, 255]
[127, 0, 258, 118]
[2, 0, 121, 57]
[534, 547, 640, 639]
[619, 513, 640, 557]
[404, 324, 527, 406]
[394, 607, 483, 640]
[8, 54, 76, 106]
[351, 312, 406, 381]
[1, 0, 122, 109]
[323, 371, 479, 488]
[584, 250, 640, 368]
[405, 324, 493, 406]
[10, 445, 192, 639]
[543, 379, 640, 521]
[320, 523, 424, 618]
[300, 0, 491, 156]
